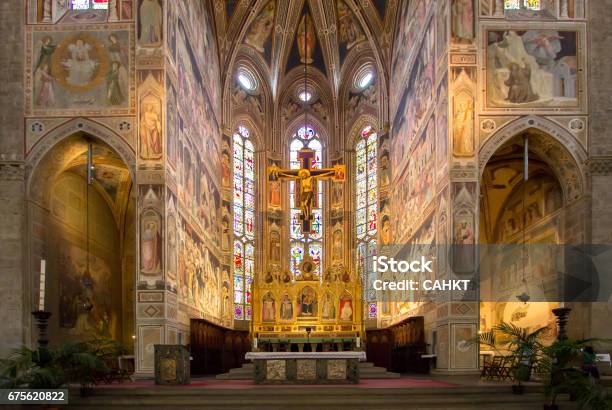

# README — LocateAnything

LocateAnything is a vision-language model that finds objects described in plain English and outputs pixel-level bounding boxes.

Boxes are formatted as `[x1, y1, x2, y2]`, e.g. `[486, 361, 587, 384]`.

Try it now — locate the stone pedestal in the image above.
[154, 345, 190, 385]
[246, 351, 365, 384]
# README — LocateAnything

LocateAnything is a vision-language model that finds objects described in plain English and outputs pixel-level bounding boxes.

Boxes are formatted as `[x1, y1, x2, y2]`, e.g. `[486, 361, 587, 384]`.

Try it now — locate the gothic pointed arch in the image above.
[479, 116, 587, 203]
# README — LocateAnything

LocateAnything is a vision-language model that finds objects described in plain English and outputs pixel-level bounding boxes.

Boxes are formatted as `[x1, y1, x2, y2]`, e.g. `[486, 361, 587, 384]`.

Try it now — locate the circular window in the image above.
[358, 72, 374, 88]
[298, 90, 312, 102]
[353, 64, 375, 91]
[295, 84, 317, 104]
[236, 69, 257, 91]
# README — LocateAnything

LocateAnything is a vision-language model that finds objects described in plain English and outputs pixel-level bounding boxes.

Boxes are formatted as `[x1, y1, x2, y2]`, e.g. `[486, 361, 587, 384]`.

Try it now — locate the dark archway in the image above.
[27, 133, 136, 350]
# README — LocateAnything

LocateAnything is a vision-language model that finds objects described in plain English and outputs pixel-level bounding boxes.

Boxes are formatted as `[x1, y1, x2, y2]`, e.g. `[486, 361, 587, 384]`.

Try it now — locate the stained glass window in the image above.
[289, 126, 324, 278]
[504, 0, 540, 10]
[71, 0, 109, 10]
[356, 126, 378, 316]
[233, 126, 255, 320]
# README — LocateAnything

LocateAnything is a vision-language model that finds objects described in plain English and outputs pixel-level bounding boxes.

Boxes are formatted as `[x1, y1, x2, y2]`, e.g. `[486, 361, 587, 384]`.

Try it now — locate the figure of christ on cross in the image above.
[268, 148, 345, 234]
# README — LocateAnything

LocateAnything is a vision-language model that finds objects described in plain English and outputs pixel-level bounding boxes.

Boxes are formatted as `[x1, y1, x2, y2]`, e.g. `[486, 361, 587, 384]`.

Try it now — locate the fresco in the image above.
[337, 0, 366, 65]
[27, 26, 133, 115]
[436, 0, 449, 59]
[177, 215, 222, 320]
[48, 172, 122, 340]
[391, 0, 432, 108]
[244, 0, 275, 64]
[450, 0, 474, 44]
[166, 77, 178, 168]
[486, 29, 579, 108]
[176, 0, 220, 111]
[138, 70, 163, 162]
[392, 19, 435, 171]
[176, 20, 220, 168]
[58, 240, 116, 337]
[137, 0, 162, 47]
[392, 117, 435, 242]
[436, 76, 449, 181]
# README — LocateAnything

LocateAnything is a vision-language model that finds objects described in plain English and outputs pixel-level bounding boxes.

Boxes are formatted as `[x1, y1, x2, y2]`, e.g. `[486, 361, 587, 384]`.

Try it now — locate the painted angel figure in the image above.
[106, 34, 128, 68]
[522, 30, 564, 66]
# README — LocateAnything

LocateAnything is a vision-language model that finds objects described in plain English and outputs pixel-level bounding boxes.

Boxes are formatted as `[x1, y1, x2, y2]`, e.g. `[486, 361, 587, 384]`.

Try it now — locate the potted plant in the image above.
[0, 346, 67, 410]
[478, 322, 549, 395]
[540, 338, 608, 410]
[0, 346, 65, 389]
[577, 382, 612, 410]
[54, 341, 107, 396]
[0, 341, 109, 398]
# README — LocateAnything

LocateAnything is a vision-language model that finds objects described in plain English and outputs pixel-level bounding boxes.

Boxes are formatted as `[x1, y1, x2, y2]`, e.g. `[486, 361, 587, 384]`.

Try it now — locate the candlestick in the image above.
[31, 311, 52, 349]
[552, 307, 572, 341]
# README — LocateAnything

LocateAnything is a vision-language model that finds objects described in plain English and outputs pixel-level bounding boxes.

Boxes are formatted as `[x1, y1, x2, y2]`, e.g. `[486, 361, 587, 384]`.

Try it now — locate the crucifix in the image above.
[268, 148, 345, 235]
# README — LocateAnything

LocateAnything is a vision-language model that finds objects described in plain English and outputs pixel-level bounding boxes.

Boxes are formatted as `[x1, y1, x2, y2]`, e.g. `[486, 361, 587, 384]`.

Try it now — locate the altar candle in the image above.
[38, 259, 46, 311]
[356, 337, 361, 348]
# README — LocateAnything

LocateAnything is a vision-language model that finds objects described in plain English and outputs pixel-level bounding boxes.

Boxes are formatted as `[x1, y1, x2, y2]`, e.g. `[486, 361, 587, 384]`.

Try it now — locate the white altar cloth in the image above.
[245, 351, 367, 361]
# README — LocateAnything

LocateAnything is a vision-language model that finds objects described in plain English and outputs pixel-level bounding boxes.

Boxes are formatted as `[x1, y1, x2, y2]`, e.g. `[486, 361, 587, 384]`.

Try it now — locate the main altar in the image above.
[249, 147, 364, 354]
[245, 351, 366, 384]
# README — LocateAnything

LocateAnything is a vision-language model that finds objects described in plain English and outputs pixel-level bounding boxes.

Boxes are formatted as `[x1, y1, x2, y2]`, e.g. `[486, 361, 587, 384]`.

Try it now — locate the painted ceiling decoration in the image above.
[216, 0, 398, 105]
[62, 140, 132, 227]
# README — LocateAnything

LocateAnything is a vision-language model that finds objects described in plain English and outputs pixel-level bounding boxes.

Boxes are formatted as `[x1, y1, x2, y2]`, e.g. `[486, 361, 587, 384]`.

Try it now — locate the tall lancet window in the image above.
[233, 125, 255, 320]
[289, 126, 324, 278]
[355, 125, 378, 318]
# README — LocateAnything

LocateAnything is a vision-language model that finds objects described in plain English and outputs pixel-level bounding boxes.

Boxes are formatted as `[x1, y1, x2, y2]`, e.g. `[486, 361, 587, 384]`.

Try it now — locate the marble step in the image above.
[216, 361, 400, 380]
[66, 388, 578, 410]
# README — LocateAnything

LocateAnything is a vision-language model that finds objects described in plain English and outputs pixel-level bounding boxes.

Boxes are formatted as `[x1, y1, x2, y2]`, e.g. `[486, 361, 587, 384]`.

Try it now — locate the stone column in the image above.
[0, 0, 26, 357]
[0, 163, 26, 356]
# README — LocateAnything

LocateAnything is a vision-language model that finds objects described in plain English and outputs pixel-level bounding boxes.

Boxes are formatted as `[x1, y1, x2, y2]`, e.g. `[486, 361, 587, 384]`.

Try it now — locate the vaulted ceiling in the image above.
[213, 0, 397, 93]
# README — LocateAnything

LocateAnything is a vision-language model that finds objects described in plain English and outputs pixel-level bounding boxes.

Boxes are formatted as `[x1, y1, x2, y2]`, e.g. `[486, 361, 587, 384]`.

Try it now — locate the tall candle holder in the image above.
[31, 310, 52, 349]
[552, 307, 572, 341]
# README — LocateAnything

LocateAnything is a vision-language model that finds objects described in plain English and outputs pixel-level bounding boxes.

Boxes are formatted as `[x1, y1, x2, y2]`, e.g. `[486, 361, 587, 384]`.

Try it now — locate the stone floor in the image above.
[6, 374, 590, 410]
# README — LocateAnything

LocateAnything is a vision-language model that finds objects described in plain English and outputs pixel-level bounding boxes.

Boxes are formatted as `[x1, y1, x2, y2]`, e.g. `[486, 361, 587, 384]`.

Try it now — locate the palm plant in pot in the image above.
[479, 322, 549, 395]
[54, 341, 108, 396]
[540, 338, 611, 410]
[0, 342, 108, 397]
[0, 346, 64, 389]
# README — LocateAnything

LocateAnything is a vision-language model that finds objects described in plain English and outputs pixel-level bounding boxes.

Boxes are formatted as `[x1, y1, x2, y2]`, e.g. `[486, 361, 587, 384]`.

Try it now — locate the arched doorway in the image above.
[27, 131, 136, 350]
[478, 124, 586, 344]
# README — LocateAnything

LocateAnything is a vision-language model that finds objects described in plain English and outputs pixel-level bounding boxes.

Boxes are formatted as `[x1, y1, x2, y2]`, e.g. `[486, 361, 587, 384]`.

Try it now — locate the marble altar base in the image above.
[245, 351, 366, 384]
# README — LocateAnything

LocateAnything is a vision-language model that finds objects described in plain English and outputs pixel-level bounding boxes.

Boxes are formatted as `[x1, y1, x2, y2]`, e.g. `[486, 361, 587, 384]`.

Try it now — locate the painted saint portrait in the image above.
[451, 0, 474, 44]
[297, 286, 317, 318]
[452, 92, 474, 156]
[139, 94, 163, 160]
[262, 292, 276, 322]
[138, 0, 163, 46]
[321, 293, 336, 320]
[339, 293, 353, 322]
[280, 294, 293, 320]
[140, 210, 162, 275]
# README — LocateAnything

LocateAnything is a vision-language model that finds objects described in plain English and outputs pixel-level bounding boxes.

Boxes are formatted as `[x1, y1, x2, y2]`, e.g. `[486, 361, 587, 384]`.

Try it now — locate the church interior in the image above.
[1, 0, 612, 408]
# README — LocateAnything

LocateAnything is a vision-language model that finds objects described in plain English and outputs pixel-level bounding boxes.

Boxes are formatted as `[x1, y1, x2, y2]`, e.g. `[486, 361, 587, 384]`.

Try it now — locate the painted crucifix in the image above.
[268, 148, 345, 234]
